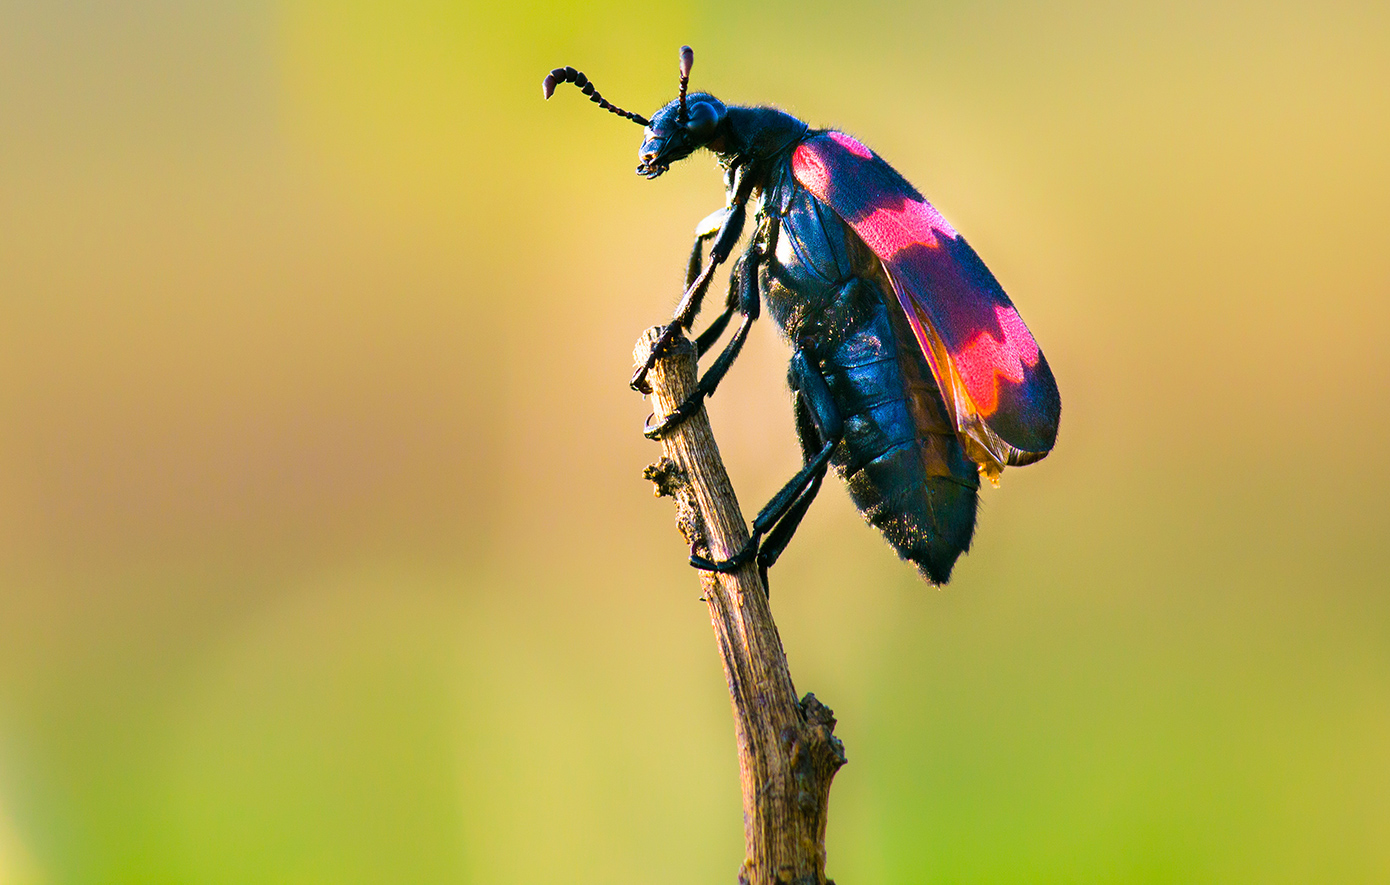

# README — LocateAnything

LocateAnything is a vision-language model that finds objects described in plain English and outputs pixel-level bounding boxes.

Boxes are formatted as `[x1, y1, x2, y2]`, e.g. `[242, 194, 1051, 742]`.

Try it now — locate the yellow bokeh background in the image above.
[1, 1, 1388, 882]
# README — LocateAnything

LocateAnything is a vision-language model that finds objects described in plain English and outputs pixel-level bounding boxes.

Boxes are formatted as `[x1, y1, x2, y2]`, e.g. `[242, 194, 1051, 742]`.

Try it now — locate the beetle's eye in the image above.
[686, 101, 721, 140]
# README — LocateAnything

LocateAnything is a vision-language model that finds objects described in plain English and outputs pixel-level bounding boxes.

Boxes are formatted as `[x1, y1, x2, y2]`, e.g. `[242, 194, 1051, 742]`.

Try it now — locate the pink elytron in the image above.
[953, 305, 1040, 416]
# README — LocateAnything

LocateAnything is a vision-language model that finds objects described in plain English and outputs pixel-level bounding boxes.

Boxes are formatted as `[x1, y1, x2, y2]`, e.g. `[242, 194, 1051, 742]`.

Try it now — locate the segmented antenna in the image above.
[677, 46, 694, 124]
[541, 66, 650, 127]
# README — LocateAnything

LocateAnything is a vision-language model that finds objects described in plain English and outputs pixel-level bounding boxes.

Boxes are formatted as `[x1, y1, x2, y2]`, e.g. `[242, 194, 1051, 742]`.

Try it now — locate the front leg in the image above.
[644, 216, 779, 439]
[696, 207, 779, 356]
[631, 163, 756, 393]
[644, 242, 760, 439]
[686, 205, 730, 288]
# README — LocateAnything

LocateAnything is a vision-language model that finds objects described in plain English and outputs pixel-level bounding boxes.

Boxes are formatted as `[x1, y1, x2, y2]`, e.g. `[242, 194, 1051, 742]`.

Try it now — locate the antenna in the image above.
[541, 66, 650, 127]
[677, 46, 693, 124]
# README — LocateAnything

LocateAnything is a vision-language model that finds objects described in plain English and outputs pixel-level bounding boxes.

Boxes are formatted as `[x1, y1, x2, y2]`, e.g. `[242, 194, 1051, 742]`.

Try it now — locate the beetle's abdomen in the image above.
[818, 297, 979, 583]
[766, 174, 979, 583]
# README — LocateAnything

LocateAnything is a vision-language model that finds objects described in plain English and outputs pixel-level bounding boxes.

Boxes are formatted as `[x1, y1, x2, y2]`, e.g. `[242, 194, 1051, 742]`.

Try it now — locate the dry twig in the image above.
[635, 326, 846, 885]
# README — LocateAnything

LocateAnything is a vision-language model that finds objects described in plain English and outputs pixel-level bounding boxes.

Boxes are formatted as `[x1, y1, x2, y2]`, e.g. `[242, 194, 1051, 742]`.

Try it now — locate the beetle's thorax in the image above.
[638, 96, 807, 179]
[715, 106, 809, 167]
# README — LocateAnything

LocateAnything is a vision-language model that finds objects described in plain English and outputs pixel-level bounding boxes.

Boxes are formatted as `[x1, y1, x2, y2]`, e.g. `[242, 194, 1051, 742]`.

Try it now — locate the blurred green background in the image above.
[1, 0, 1388, 882]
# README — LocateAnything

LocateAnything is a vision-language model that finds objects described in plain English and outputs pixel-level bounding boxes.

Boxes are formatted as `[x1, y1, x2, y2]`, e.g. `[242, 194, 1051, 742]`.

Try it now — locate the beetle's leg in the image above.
[678, 211, 741, 356]
[675, 200, 745, 327]
[685, 233, 705, 289]
[631, 203, 745, 392]
[693, 253, 745, 355]
[644, 247, 762, 439]
[692, 255, 741, 356]
[696, 212, 776, 355]
[632, 168, 756, 393]
[694, 302, 737, 356]
[684, 205, 731, 286]
[690, 347, 844, 588]
[647, 216, 780, 436]
[749, 349, 842, 539]
[753, 393, 831, 592]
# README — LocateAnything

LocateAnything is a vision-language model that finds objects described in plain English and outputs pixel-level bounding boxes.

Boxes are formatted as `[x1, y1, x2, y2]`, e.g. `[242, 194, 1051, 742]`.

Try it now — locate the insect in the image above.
[543, 47, 1060, 586]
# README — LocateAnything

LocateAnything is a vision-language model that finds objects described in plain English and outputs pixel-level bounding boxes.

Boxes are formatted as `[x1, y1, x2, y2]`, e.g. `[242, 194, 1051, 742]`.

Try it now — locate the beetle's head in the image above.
[542, 46, 724, 180]
[637, 90, 726, 179]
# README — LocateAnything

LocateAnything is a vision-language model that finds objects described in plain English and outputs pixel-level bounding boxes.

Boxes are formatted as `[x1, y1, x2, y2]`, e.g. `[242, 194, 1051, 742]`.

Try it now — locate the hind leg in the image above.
[690, 348, 842, 586]
[631, 174, 755, 393]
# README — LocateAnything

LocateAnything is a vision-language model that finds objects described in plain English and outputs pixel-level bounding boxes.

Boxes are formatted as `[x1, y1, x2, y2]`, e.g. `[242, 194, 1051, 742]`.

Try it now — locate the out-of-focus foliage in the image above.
[0, 1, 1387, 882]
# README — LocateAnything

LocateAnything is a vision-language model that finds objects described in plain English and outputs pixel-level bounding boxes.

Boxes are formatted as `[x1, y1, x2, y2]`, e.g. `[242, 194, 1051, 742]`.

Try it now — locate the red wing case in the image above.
[791, 131, 1061, 476]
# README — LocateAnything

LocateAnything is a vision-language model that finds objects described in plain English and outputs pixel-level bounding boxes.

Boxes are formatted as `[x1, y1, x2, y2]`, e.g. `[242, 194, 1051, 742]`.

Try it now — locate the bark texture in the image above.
[635, 326, 846, 885]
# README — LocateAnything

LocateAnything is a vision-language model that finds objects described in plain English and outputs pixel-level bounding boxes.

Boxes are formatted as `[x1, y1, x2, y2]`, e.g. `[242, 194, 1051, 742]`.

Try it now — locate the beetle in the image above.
[543, 47, 1060, 586]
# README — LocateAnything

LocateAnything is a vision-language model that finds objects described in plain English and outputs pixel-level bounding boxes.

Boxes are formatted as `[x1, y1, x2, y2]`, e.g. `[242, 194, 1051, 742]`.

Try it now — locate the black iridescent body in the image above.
[758, 152, 980, 583]
[543, 48, 1056, 585]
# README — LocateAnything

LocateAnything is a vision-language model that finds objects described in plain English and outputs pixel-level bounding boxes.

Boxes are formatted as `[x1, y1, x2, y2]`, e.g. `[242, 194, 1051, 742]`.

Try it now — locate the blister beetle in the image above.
[543, 47, 1060, 586]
